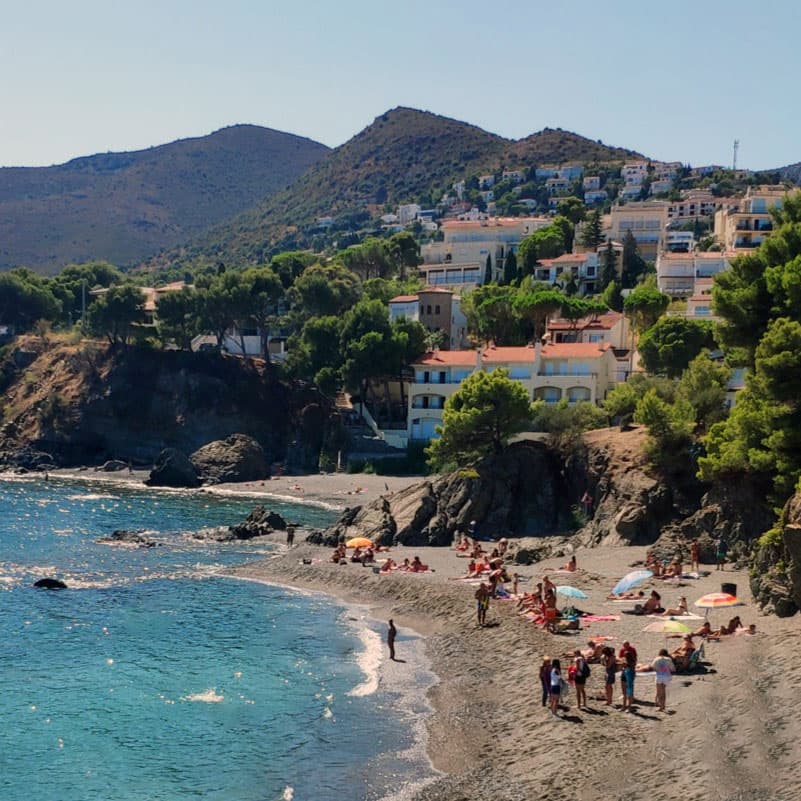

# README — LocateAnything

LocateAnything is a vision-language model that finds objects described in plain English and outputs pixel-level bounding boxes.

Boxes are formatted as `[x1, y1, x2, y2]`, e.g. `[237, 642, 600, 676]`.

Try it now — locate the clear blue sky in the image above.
[2, 0, 798, 170]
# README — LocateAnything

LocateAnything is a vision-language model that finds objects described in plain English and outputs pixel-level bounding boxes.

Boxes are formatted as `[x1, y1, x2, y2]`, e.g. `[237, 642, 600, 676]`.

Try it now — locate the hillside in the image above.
[0, 125, 329, 273]
[161, 107, 644, 267]
[763, 160, 801, 183]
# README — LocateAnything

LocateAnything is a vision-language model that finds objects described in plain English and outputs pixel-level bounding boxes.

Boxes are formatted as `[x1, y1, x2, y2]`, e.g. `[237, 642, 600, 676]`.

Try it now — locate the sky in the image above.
[1, 0, 799, 171]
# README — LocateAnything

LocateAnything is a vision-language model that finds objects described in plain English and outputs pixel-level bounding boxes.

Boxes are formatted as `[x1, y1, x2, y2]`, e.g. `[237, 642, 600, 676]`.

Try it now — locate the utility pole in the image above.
[81, 279, 86, 331]
[732, 139, 739, 171]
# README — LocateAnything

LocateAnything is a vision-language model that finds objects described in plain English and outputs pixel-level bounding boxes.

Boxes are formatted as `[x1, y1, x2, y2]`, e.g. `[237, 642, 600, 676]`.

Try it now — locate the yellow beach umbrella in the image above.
[345, 537, 374, 549]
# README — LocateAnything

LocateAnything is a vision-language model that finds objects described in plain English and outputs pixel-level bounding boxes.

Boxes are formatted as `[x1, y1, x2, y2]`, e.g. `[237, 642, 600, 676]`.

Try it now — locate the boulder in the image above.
[34, 578, 67, 589]
[96, 529, 158, 548]
[96, 459, 129, 472]
[146, 448, 200, 488]
[229, 506, 288, 539]
[190, 434, 269, 484]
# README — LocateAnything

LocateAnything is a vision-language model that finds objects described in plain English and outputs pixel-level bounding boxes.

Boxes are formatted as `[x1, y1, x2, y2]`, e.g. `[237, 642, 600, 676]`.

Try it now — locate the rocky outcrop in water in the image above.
[189, 434, 268, 484]
[34, 578, 68, 589]
[229, 506, 288, 539]
[96, 530, 159, 548]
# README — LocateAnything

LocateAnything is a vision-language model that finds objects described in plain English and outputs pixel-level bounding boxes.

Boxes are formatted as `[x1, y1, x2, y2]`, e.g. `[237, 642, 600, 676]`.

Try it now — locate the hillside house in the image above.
[388, 288, 468, 350]
[406, 341, 616, 441]
[534, 252, 601, 295]
[713, 185, 785, 251]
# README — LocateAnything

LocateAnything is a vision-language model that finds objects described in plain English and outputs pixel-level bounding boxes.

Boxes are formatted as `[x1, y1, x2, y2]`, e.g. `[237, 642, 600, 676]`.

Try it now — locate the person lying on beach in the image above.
[361, 547, 375, 564]
[398, 558, 412, 571]
[564, 640, 604, 663]
[670, 635, 695, 671]
[350, 547, 364, 563]
[734, 623, 758, 635]
[516, 585, 543, 610]
[712, 616, 743, 637]
[659, 596, 688, 616]
[689, 621, 715, 639]
[455, 535, 470, 552]
[606, 590, 646, 601]
[380, 558, 397, 573]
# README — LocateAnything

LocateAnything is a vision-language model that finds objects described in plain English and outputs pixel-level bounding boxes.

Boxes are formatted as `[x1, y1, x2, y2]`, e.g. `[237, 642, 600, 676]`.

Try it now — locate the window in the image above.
[426, 305, 432, 314]
[435, 305, 440, 314]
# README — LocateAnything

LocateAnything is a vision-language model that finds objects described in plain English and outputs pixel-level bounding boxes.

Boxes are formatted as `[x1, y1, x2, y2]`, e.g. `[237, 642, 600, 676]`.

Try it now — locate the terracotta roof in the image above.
[547, 312, 623, 332]
[389, 295, 419, 303]
[482, 345, 536, 364]
[541, 342, 611, 359]
[413, 350, 477, 367]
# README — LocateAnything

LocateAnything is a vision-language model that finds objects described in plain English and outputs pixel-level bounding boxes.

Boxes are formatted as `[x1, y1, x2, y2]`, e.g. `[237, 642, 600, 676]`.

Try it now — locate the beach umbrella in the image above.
[345, 537, 374, 549]
[694, 592, 741, 609]
[642, 619, 692, 634]
[556, 585, 588, 599]
[611, 569, 653, 596]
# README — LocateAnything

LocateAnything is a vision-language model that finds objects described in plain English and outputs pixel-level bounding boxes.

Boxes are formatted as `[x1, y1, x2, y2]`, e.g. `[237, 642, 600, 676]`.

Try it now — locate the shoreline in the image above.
[39, 468, 424, 511]
[228, 542, 801, 801]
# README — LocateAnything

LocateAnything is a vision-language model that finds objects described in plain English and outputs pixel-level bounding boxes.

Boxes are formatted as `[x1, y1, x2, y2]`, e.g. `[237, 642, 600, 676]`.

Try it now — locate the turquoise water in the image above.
[0, 477, 433, 801]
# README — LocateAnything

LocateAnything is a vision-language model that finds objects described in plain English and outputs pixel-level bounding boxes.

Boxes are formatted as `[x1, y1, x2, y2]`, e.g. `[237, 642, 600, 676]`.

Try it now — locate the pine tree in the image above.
[503, 251, 518, 285]
[621, 230, 646, 288]
[601, 240, 618, 290]
[484, 253, 493, 285]
[581, 209, 603, 249]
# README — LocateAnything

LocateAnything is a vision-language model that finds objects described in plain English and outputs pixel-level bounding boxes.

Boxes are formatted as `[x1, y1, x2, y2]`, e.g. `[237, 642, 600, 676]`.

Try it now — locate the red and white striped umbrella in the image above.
[694, 592, 741, 609]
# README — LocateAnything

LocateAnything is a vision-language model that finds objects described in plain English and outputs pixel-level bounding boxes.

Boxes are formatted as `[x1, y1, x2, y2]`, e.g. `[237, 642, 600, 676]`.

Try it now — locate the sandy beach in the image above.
[48, 467, 422, 510]
[41, 467, 801, 799]
[230, 540, 800, 801]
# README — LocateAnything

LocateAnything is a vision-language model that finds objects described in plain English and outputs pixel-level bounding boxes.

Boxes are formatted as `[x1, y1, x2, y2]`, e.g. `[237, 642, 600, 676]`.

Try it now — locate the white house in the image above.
[406, 341, 617, 441]
[583, 176, 601, 191]
[397, 204, 421, 225]
[584, 189, 608, 205]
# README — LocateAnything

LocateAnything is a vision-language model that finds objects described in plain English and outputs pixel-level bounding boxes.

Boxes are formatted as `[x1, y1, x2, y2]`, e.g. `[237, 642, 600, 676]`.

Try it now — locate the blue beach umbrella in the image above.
[612, 569, 653, 596]
[556, 585, 588, 600]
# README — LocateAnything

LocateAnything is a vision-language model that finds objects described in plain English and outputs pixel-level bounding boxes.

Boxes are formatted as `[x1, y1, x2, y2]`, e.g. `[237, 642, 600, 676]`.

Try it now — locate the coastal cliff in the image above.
[0, 337, 331, 469]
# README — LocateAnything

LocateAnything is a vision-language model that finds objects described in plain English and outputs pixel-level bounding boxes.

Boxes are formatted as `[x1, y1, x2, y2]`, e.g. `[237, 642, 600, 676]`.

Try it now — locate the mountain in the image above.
[0, 125, 329, 273]
[762, 161, 801, 183]
[164, 108, 644, 267]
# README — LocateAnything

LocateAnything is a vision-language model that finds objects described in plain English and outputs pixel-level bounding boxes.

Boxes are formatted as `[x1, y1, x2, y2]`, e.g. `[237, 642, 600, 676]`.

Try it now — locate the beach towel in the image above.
[645, 612, 703, 620]
[580, 614, 621, 622]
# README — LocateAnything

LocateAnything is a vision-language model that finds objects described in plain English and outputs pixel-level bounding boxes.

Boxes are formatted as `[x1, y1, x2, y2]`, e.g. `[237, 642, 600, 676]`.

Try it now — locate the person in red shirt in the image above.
[618, 641, 637, 699]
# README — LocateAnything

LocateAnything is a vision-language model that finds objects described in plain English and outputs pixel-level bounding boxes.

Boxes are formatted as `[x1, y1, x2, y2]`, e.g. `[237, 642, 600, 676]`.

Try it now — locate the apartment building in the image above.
[713, 185, 785, 251]
[607, 201, 669, 259]
[406, 341, 617, 441]
[388, 288, 468, 350]
[419, 216, 551, 290]
[546, 311, 629, 349]
[656, 252, 733, 297]
[534, 252, 601, 295]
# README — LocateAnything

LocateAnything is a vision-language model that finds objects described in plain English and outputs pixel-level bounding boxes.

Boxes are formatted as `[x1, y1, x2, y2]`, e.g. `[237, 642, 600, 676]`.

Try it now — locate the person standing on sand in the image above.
[573, 650, 589, 709]
[539, 656, 552, 707]
[716, 537, 728, 571]
[387, 619, 397, 660]
[651, 648, 675, 712]
[690, 540, 700, 573]
[549, 659, 563, 717]
[475, 583, 490, 626]
[622, 652, 636, 712]
[286, 525, 296, 547]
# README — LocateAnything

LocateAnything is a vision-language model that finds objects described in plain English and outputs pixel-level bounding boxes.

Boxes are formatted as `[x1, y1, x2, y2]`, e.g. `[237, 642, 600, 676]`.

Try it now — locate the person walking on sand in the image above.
[387, 619, 397, 661]
[539, 656, 552, 707]
[475, 582, 490, 626]
[651, 648, 675, 712]
[286, 525, 296, 547]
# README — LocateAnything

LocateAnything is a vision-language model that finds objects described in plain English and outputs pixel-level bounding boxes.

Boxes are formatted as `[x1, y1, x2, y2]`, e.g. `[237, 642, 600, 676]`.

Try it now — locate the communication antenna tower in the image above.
[732, 139, 740, 171]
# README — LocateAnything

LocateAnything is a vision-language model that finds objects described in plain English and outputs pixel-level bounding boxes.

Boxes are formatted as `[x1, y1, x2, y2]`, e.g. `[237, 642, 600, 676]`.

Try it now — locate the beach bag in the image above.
[579, 660, 591, 680]
[559, 678, 570, 700]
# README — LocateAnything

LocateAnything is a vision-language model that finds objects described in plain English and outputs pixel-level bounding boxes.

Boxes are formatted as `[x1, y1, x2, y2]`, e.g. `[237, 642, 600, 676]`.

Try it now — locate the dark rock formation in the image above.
[146, 448, 200, 488]
[190, 434, 269, 484]
[96, 529, 158, 548]
[96, 459, 129, 472]
[751, 491, 801, 617]
[228, 506, 288, 539]
[0, 445, 56, 471]
[34, 578, 67, 589]
[312, 441, 565, 547]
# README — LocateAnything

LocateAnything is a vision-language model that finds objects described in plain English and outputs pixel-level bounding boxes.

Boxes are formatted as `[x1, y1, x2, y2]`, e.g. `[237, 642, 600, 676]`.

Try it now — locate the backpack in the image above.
[579, 659, 591, 680]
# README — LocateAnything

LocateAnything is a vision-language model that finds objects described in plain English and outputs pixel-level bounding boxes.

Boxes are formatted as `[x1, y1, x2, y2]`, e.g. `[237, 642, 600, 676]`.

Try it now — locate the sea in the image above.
[0, 475, 437, 801]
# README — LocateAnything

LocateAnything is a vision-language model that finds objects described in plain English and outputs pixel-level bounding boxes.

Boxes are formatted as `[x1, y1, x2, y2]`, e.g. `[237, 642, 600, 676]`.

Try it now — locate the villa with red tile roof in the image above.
[406, 341, 617, 441]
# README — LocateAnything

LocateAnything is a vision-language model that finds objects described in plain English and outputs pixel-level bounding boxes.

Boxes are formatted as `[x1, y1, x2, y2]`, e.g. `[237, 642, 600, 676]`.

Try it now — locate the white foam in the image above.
[346, 616, 383, 698]
[67, 492, 116, 501]
[282, 787, 294, 801]
[182, 689, 224, 703]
